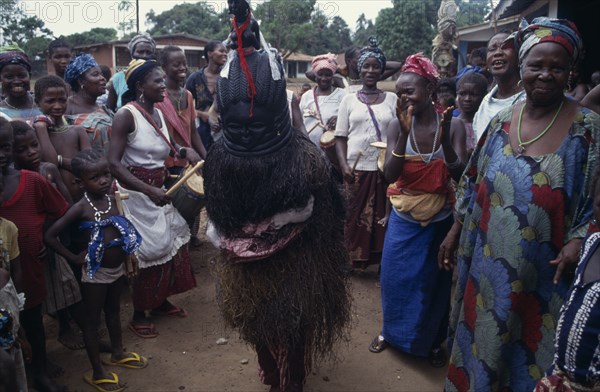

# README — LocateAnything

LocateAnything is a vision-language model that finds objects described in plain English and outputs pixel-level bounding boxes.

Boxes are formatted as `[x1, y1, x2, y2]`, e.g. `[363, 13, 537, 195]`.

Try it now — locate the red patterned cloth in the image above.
[386, 158, 453, 198]
[401, 52, 440, 85]
[345, 170, 387, 269]
[131, 246, 196, 310]
[0, 170, 68, 309]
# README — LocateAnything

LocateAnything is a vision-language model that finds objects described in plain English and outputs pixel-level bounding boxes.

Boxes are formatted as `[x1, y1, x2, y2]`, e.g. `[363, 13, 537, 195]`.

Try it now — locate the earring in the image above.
[80, 84, 85, 90]
[517, 80, 523, 88]
[139, 90, 145, 104]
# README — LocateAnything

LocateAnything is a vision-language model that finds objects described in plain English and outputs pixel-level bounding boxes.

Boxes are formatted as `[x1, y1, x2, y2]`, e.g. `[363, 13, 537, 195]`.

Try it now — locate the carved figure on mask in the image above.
[227, 0, 260, 50]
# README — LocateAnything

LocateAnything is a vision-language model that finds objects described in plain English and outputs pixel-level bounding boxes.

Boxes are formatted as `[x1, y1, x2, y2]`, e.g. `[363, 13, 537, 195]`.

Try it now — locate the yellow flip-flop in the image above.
[83, 371, 126, 392]
[101, 352, 148, 369]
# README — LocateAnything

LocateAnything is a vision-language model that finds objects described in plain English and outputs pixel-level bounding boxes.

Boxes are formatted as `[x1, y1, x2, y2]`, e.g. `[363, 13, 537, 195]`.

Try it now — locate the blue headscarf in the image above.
[64, 53, 98, 88]
[357, 37, 386, 74]
[455, 65, 487, 87]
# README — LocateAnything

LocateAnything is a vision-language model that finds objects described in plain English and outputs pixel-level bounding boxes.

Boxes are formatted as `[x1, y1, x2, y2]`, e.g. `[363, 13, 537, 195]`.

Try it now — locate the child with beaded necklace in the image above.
[44, 149, 147, 392]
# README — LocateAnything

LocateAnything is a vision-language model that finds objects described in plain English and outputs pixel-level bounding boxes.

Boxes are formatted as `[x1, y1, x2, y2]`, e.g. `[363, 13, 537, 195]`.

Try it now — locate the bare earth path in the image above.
[45, 242, 446, 392]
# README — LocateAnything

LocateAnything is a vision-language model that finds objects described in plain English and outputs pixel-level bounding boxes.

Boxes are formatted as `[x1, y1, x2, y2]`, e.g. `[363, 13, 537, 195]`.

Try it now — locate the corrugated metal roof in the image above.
[488, 0, 538, 20]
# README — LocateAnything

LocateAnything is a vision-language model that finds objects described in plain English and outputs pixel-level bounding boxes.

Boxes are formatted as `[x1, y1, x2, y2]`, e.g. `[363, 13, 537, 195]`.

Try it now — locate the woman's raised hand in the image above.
[441, 105, 455, 141]
[397, 94, 413, 135]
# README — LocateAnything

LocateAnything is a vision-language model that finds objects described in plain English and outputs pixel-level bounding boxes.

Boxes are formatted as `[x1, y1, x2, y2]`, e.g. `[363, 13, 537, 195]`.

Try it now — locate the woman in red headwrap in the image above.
[368, 53, 467, 367]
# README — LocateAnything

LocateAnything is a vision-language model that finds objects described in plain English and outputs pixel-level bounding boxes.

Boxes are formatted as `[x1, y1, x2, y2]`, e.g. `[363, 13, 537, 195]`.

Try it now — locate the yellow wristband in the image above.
[391, 150, 405, 158]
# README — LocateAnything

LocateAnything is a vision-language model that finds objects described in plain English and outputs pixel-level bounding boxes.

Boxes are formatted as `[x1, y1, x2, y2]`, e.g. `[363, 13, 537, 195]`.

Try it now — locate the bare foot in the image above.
[58, 329, 85, 350]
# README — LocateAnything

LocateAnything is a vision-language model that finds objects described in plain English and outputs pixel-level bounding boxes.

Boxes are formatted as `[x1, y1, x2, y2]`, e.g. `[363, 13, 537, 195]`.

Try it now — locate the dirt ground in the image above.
[45, 235, 446, 392]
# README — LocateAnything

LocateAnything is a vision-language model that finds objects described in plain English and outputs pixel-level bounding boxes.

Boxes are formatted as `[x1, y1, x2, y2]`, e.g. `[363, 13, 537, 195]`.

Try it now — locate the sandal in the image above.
[150, 305, 188, 318]
[368, 335, 389, 353]
[127, 321, 158, 339]
[429, 348, 447, 368]
[83, 371, 126, 392]
[102, 352, 148, 369]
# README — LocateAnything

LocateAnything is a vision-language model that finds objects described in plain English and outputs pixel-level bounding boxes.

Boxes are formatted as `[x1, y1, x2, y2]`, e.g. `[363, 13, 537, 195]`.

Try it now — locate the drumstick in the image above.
[165, 160, 205, 197]
[351, 151, 363, 174]
[115, 190, 137, 278]
[307, 121, 326, 134]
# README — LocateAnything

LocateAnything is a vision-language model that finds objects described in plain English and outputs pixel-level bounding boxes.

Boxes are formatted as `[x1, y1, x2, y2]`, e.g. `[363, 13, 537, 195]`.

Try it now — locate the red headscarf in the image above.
[400, 52, 440, 86]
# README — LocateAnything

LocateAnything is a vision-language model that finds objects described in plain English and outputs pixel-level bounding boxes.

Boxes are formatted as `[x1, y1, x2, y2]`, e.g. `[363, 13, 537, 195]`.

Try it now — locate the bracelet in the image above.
[57, 154, 63, 167]
[391, 150, 405, 158]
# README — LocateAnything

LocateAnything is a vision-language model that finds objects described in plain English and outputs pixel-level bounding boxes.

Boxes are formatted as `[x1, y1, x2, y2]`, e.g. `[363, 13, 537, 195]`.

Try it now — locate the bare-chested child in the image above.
[33, 75, 91, 200]
[45, 150, 147, 392]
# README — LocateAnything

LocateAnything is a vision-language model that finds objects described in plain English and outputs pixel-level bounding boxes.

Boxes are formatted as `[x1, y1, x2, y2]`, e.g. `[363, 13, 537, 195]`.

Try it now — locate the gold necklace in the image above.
[517, 100, 564, 154]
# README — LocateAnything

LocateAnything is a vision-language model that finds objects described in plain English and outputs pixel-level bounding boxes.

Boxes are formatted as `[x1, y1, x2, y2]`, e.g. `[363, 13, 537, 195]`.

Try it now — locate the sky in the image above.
[19, 0, 393, 37]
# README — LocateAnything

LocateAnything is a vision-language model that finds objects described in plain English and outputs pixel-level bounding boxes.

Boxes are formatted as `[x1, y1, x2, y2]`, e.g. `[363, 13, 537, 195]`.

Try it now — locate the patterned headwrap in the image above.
[0, 43, 31, 73]
[401, 52, 441, 86]
[311, 53, 338, 74]
[516, 17, 583, 65]
[125, 59, 159, 84]
[64, 53, 98, 87]
[127, 32, 156, 56]
[357, 37, 386, 74]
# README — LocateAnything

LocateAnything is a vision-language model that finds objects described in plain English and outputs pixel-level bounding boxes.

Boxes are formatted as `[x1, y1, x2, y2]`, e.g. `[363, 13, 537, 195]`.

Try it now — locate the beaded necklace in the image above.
[48, 116, 69, 134]
[516, 100, 564, 154]
[410, 114, 441, 164]
[84, 192, 112, 222]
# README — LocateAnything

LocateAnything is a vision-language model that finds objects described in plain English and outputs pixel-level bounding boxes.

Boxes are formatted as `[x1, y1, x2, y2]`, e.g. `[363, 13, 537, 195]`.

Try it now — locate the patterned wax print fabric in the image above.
[67, 106, 113, 154]
[536, 231, 600, 390]
[445, 106, 600, 392]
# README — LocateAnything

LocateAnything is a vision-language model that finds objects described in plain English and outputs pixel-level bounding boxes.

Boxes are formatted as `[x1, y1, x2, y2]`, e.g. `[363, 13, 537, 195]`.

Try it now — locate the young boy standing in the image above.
[33, 75, 90, 200]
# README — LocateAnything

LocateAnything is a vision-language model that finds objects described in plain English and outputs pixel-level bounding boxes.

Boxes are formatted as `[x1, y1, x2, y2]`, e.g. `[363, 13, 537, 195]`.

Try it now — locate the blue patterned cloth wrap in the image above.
[80, 215, 142, 280]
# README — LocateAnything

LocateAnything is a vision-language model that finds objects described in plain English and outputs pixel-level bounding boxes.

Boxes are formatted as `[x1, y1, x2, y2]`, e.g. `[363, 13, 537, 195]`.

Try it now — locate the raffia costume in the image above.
[203, 35, 351, 391]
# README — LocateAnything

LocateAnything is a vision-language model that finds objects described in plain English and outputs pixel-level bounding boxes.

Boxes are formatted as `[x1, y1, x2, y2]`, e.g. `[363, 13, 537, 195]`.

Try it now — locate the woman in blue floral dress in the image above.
[440, 18, 600, 391]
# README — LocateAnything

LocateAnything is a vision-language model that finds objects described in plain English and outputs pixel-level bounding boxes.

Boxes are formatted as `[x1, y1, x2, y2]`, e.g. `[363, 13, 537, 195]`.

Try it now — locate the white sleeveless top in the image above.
[121, 104, 170, 169]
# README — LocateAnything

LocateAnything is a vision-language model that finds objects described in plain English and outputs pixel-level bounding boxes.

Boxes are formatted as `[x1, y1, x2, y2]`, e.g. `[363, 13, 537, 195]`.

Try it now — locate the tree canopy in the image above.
[1, 0, 53, 59]
[146, 2, 230, 41]
[353, 13, 376, 48]
[63, 28, 118, 48]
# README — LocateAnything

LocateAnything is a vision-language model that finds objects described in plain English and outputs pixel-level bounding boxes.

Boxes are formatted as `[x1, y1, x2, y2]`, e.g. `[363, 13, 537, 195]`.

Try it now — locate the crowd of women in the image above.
[1, 14, 600, 392]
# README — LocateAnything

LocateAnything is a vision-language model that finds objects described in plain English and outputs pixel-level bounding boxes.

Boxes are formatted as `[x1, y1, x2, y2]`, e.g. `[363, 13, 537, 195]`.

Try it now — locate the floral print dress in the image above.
[445, 106, 600, 391]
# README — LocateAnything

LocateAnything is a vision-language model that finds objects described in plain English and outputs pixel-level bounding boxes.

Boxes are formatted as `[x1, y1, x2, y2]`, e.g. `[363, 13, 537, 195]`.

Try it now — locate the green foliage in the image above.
[146, 2, 230, 41]
[353, 13, 376, 48]
[117, 0, 136, 37]
[303, 12, 352, 55]
[455, 0, 490, 27]
[255, 0, 316, 57]
[375, 0, 438, 63]
[1, 0, 53, 59]
[63, 28, 118, 47]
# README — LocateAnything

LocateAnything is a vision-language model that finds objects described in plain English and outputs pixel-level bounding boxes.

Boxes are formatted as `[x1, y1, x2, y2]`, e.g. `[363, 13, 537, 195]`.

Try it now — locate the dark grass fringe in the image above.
[205, 131, 351, 365]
